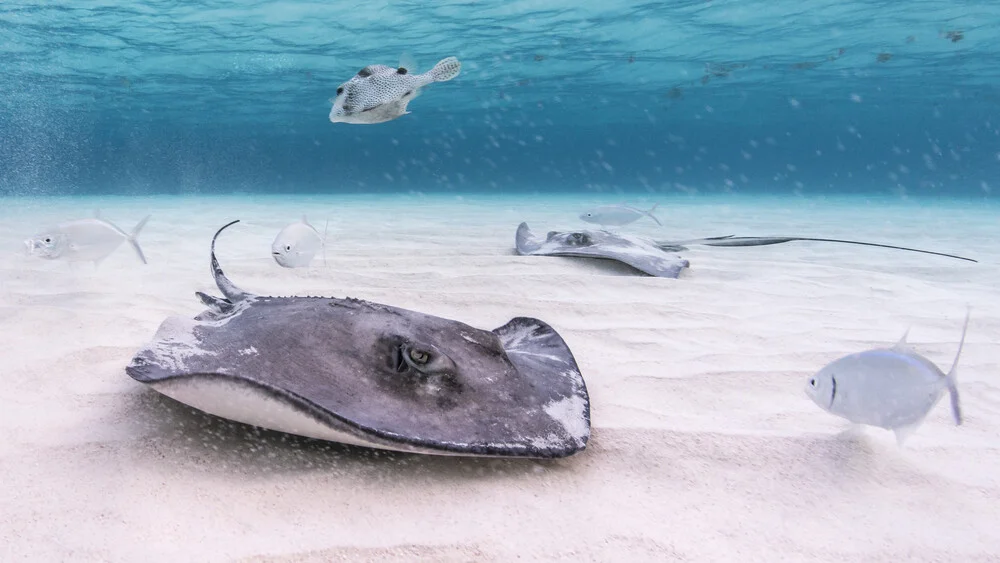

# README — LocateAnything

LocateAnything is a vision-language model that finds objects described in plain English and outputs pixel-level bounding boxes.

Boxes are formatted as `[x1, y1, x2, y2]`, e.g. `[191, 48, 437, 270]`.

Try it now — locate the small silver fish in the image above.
[25, 213, 151, 265]
[328, 56, 461, 125]
[805, 311, 969, 445]
[271, 216, 327, 269]
[579, 204, 662, 228]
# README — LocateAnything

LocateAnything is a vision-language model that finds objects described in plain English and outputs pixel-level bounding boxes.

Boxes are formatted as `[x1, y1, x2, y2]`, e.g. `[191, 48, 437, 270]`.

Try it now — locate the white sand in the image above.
[0, 193, 997, 562]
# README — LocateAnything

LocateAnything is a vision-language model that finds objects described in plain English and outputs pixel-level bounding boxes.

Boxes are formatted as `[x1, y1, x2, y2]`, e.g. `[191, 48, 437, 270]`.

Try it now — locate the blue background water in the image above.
[1, 1, 997, 197]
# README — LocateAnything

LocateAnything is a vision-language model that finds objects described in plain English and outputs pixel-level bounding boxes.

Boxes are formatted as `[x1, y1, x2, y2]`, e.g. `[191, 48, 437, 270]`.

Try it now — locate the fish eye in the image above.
[285, 245, 291, 251]
[336, 86, 344, 95]
[44, 237, 51, 243]
[809, 378, 817, 387]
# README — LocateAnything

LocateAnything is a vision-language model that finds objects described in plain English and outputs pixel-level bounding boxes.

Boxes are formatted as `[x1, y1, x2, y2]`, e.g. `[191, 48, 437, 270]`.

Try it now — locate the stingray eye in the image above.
[409, 348, 429, 365]
[393, 344, 432, 373]
[336, 86, 344, 95]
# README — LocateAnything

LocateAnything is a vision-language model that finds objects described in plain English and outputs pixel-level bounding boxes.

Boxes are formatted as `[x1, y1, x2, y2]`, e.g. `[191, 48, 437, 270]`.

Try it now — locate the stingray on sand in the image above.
[514, 223, 976, 278]
[126, 221, 590, 458]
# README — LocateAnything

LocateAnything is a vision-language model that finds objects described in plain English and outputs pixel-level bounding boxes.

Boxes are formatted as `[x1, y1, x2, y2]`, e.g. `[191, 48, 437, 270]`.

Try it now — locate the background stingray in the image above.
[515, 223, 976, 278]
[126, 220, 591, 459]
[515, 222, 691, 278]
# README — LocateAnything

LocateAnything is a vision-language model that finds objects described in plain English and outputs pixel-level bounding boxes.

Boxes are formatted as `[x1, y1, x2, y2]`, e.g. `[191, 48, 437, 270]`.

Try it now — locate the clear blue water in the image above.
[1, 1, 998, 197]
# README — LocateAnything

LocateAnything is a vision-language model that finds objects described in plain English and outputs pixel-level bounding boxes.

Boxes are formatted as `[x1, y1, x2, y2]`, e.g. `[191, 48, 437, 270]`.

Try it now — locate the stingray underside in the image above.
[515, 222, 690, 278]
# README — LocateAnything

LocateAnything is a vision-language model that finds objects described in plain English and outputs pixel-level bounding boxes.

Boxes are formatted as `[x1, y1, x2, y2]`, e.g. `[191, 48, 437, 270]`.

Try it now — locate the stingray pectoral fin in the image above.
[515, 222, 543, 254]
[493, 317, 591, 451]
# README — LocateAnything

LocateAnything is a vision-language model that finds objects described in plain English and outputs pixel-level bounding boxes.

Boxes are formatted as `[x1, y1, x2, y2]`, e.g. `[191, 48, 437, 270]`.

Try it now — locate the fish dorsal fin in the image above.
[399, 52, 419, 74]
[891, 327, 912, 352]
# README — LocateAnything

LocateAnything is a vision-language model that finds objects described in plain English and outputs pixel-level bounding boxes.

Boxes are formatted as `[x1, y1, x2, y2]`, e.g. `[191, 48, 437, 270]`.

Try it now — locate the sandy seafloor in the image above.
[0, 192, 997, 562]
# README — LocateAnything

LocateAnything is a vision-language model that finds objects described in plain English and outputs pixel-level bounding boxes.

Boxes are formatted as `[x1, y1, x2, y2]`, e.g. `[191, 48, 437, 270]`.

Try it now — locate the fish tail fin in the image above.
[944, 308, 971, 426]
[322, 218, 329, 268]
[429, 57, 461, 82]
[127, 214, 151, 265]
[893, 422, 922, 446]
[645, 203, 662, 226]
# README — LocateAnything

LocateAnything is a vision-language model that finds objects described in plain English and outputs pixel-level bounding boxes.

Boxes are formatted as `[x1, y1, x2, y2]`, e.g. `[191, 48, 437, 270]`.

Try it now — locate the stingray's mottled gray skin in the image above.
[126, 220, 590, 459]
[515, 222, 690, 278]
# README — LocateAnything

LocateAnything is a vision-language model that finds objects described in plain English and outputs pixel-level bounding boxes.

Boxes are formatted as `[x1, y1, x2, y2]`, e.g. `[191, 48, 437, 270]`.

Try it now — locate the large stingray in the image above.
[126, 220, 590, 459]
[515, 222, 976, 278]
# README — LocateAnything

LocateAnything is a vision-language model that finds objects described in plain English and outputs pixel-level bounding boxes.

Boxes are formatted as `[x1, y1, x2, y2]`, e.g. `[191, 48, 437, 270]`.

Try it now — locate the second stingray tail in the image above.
[686, 236, 978, 263]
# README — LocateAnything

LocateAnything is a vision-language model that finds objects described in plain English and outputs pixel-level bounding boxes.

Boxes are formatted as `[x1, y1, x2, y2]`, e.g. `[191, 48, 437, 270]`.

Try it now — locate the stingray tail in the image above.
[690, 236, 977, 263]
[210, 220, 252, 302]
[644, 203, 662, 226]
[944, 308, 970, 426]
[429, 57, 461, 82]
[127, 215, 151, 264]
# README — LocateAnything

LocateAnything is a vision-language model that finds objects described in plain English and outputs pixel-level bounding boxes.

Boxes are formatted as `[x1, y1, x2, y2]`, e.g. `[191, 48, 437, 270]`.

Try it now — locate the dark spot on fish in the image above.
[397, 67, 408, 74]
[829, 376, 837, 408]
[403, 90, 412, 97]
[876, 52, 892, 63]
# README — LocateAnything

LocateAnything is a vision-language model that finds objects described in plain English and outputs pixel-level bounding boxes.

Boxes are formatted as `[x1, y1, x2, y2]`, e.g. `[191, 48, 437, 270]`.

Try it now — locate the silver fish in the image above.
[328, 56, 461, 125]
[579, 204, 662, 228]
[271, 216, 327, 269]
[25, 213, 151, 265]
[805, 310, 969, 445]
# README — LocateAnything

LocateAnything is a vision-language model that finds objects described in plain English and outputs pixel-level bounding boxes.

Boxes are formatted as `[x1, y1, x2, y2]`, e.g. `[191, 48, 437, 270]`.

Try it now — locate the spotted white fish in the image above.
[271, 216, 328, 268]
[805, 311, 969, 445]
[328, 56, 461, 125]
[579, 204, 662, 227]
[25, 213, 151, 265]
